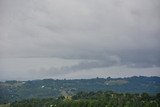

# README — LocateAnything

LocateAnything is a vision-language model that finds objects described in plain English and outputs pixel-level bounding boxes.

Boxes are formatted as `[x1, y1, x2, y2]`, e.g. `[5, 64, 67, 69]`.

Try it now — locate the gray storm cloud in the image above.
[0, 0, 160, 80]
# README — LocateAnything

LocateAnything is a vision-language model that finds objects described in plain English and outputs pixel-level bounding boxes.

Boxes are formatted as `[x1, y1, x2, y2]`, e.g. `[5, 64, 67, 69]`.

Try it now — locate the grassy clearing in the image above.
[0, 104, 10, 107]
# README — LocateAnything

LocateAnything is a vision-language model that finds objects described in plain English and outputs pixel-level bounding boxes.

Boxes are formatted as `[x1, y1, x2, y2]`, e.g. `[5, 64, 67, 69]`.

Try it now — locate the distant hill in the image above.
[0, 76, 160, 104]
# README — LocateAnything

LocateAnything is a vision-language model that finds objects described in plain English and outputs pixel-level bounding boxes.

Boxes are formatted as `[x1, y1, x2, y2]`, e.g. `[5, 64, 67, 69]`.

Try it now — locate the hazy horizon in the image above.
[1, 75, 160, 82]
[0, 0, 160, 81]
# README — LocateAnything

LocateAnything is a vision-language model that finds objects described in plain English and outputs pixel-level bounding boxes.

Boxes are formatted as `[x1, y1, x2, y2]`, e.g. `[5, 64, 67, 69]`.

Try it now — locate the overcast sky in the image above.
[0, 0, 160, 81]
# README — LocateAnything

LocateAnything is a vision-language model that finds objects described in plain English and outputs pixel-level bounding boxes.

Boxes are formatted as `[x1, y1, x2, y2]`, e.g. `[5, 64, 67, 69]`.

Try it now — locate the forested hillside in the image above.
[11, 91, 160, 107]
[0, 76, 160, 104]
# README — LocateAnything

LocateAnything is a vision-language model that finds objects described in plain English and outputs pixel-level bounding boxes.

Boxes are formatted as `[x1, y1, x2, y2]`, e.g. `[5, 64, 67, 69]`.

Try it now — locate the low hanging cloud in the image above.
[0, 0, 160, 80]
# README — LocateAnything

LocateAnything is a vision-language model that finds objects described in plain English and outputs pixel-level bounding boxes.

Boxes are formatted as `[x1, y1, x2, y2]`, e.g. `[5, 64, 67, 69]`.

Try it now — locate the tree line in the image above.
[11, 91, 160, 107]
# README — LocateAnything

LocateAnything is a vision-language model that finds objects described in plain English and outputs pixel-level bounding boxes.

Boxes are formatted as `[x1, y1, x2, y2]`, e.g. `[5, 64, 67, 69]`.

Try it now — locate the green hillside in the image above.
[11, 91, 160, 107]
[0, 76, 160, 104]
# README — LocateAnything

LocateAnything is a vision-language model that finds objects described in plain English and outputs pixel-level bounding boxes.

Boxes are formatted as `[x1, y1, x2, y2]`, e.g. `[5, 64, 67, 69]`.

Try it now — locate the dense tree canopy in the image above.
[11, 91, 160, 107]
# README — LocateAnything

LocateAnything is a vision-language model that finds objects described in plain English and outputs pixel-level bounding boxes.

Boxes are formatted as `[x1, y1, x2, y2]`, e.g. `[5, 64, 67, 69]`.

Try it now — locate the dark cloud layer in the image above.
[0, 0, 160, 80]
